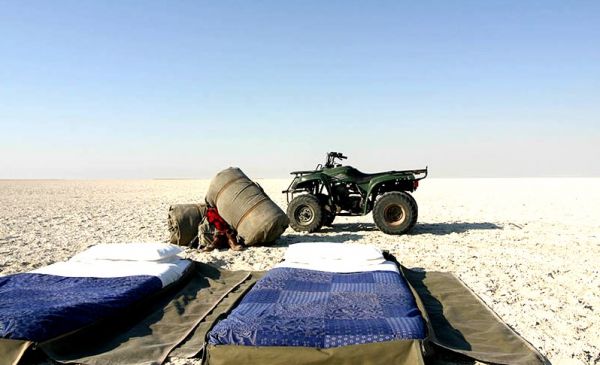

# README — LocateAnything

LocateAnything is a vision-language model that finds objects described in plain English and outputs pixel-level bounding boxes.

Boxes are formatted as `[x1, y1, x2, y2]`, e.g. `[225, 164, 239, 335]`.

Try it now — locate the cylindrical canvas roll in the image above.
[167, 203, 208, 247]
[206, 168, 289, 245]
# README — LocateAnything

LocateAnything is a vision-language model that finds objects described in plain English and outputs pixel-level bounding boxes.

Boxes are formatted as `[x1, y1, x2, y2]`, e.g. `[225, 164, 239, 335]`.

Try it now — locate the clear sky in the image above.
[1, 1, 598, 178]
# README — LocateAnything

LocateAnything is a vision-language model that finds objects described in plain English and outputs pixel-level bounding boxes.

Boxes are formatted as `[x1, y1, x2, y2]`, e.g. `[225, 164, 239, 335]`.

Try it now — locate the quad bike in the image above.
[283, 152, 427, 235]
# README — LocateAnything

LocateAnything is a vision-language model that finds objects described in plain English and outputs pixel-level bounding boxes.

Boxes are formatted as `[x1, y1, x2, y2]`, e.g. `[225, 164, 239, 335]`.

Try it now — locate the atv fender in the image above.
[283, 173, 333, 204]
[364, 175, 418, 214]
[290, 177, 321, 191]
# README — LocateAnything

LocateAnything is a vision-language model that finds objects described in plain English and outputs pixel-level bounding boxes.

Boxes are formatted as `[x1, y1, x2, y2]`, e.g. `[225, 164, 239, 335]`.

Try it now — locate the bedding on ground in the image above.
[207, 242, 426, 348]
[0, 243, 191, 343]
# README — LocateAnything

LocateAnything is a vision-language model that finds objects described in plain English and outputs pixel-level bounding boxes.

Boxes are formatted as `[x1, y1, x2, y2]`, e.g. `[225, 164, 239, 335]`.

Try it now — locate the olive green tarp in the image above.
[0, 262, 549, 365]
[403, 268, 550, 365]
[0, 339, 31, 365]
[205, 340, 425, 365]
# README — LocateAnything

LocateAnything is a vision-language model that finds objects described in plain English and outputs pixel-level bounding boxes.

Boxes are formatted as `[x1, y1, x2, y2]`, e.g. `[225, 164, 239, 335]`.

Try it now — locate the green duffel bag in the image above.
[168, 203, 208, 247]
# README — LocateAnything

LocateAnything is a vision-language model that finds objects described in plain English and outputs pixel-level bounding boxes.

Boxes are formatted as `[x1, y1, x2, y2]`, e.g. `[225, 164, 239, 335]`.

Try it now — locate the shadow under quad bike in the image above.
[282, 152, 427, 234]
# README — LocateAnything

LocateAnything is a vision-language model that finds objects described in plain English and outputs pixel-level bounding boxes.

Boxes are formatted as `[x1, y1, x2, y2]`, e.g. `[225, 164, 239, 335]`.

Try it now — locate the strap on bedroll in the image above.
[402, 268, 550, 365]
[39, 262, 259, 365]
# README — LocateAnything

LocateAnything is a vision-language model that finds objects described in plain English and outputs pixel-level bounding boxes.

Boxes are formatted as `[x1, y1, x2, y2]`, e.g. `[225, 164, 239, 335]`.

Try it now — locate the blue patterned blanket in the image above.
[0, 273, 162, 342]
[208, 268, 426, 348]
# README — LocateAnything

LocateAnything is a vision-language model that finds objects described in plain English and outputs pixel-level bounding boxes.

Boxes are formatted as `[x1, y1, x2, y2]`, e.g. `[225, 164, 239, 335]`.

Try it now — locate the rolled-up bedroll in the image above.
[206, 168, 289, 246]
[168, 203, 208, 247]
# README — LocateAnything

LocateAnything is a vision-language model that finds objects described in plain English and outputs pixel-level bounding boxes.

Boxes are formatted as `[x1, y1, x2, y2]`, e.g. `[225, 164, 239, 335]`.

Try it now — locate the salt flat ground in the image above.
[0, 178, 598, 365]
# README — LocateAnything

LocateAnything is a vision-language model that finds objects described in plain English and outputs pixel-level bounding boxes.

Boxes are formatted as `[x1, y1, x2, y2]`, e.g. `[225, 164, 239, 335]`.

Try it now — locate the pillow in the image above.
[284, 242, 385, 264]
[71, 243, 183, 262]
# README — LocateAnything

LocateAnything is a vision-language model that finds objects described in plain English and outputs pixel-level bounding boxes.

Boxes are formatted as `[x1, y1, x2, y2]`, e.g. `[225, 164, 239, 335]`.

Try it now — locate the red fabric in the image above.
[206, 208, 230, 233]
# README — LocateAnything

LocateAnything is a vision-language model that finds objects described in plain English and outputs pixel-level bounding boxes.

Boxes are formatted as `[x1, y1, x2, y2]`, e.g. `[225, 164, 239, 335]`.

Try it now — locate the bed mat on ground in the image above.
[0, 262, 261, 365]
[207, 267, 426, 348]
[0, 262, 550, 365]
[0, 273, 163, 342]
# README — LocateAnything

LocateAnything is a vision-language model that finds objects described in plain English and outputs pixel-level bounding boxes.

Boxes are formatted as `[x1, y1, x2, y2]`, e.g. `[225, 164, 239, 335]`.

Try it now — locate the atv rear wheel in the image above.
[372, 192, 418, 235]
[287, 194, 324, 233]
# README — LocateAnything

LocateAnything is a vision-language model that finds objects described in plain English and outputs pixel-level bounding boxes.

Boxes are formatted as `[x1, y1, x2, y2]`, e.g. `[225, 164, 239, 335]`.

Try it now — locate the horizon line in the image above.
[1, 175, 599, 181]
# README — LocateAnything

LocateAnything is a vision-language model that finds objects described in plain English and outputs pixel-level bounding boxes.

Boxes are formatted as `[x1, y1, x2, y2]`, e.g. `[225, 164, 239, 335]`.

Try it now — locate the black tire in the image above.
[404, 191, 418, 215]
[287, 194, 324, 233]
[316, 193, 336, 227]
[322, 211, 336, 227]
[372, 192, 418, 235]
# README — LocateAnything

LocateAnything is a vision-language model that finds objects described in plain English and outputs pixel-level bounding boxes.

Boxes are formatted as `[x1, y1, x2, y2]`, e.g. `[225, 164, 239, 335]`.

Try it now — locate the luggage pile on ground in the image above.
[168, 167, 289, 250]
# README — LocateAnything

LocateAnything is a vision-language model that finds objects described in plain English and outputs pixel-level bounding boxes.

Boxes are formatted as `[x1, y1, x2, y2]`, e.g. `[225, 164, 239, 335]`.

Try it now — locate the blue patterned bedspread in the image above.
[208, 268, 426, 348]
[0, 273, 162, 342]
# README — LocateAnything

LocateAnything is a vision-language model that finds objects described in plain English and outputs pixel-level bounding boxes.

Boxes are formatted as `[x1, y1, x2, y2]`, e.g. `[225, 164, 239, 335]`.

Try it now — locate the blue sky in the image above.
[1, 1, 598, 178]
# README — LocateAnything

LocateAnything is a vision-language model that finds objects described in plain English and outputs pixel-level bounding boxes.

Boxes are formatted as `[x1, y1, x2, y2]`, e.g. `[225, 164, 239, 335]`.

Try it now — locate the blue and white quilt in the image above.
[0, 273, 162, 342]
[0, 243, 191, 342]
[207, 267, 426, 348]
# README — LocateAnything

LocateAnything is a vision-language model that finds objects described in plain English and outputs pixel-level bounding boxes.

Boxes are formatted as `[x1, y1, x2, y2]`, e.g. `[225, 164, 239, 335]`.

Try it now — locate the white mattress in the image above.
[32, 257, 192, 287]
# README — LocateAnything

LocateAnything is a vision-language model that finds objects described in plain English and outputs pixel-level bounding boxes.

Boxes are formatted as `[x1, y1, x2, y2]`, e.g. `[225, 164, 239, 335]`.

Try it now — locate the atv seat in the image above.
[344, 167, 394, 184]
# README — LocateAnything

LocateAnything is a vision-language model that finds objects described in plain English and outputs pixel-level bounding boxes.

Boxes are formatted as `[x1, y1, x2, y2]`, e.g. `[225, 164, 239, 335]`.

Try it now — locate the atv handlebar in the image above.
[329, 152, 347, 160]
[324, 152, 347, 168]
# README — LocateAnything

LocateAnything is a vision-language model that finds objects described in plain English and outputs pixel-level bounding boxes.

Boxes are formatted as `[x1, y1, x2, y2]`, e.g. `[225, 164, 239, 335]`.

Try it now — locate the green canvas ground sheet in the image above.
[0, 339, 32, 365]
[403, 268, 550, 365]
[0, 261, 549, 365]
[205, 340, 424, 365]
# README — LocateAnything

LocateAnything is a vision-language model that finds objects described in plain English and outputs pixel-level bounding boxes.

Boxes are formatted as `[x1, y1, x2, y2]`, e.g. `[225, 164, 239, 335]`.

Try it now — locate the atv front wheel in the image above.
[287, 194, 324, 233]
[372, 192, 418, 235]
[322, 212, 336, 227]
